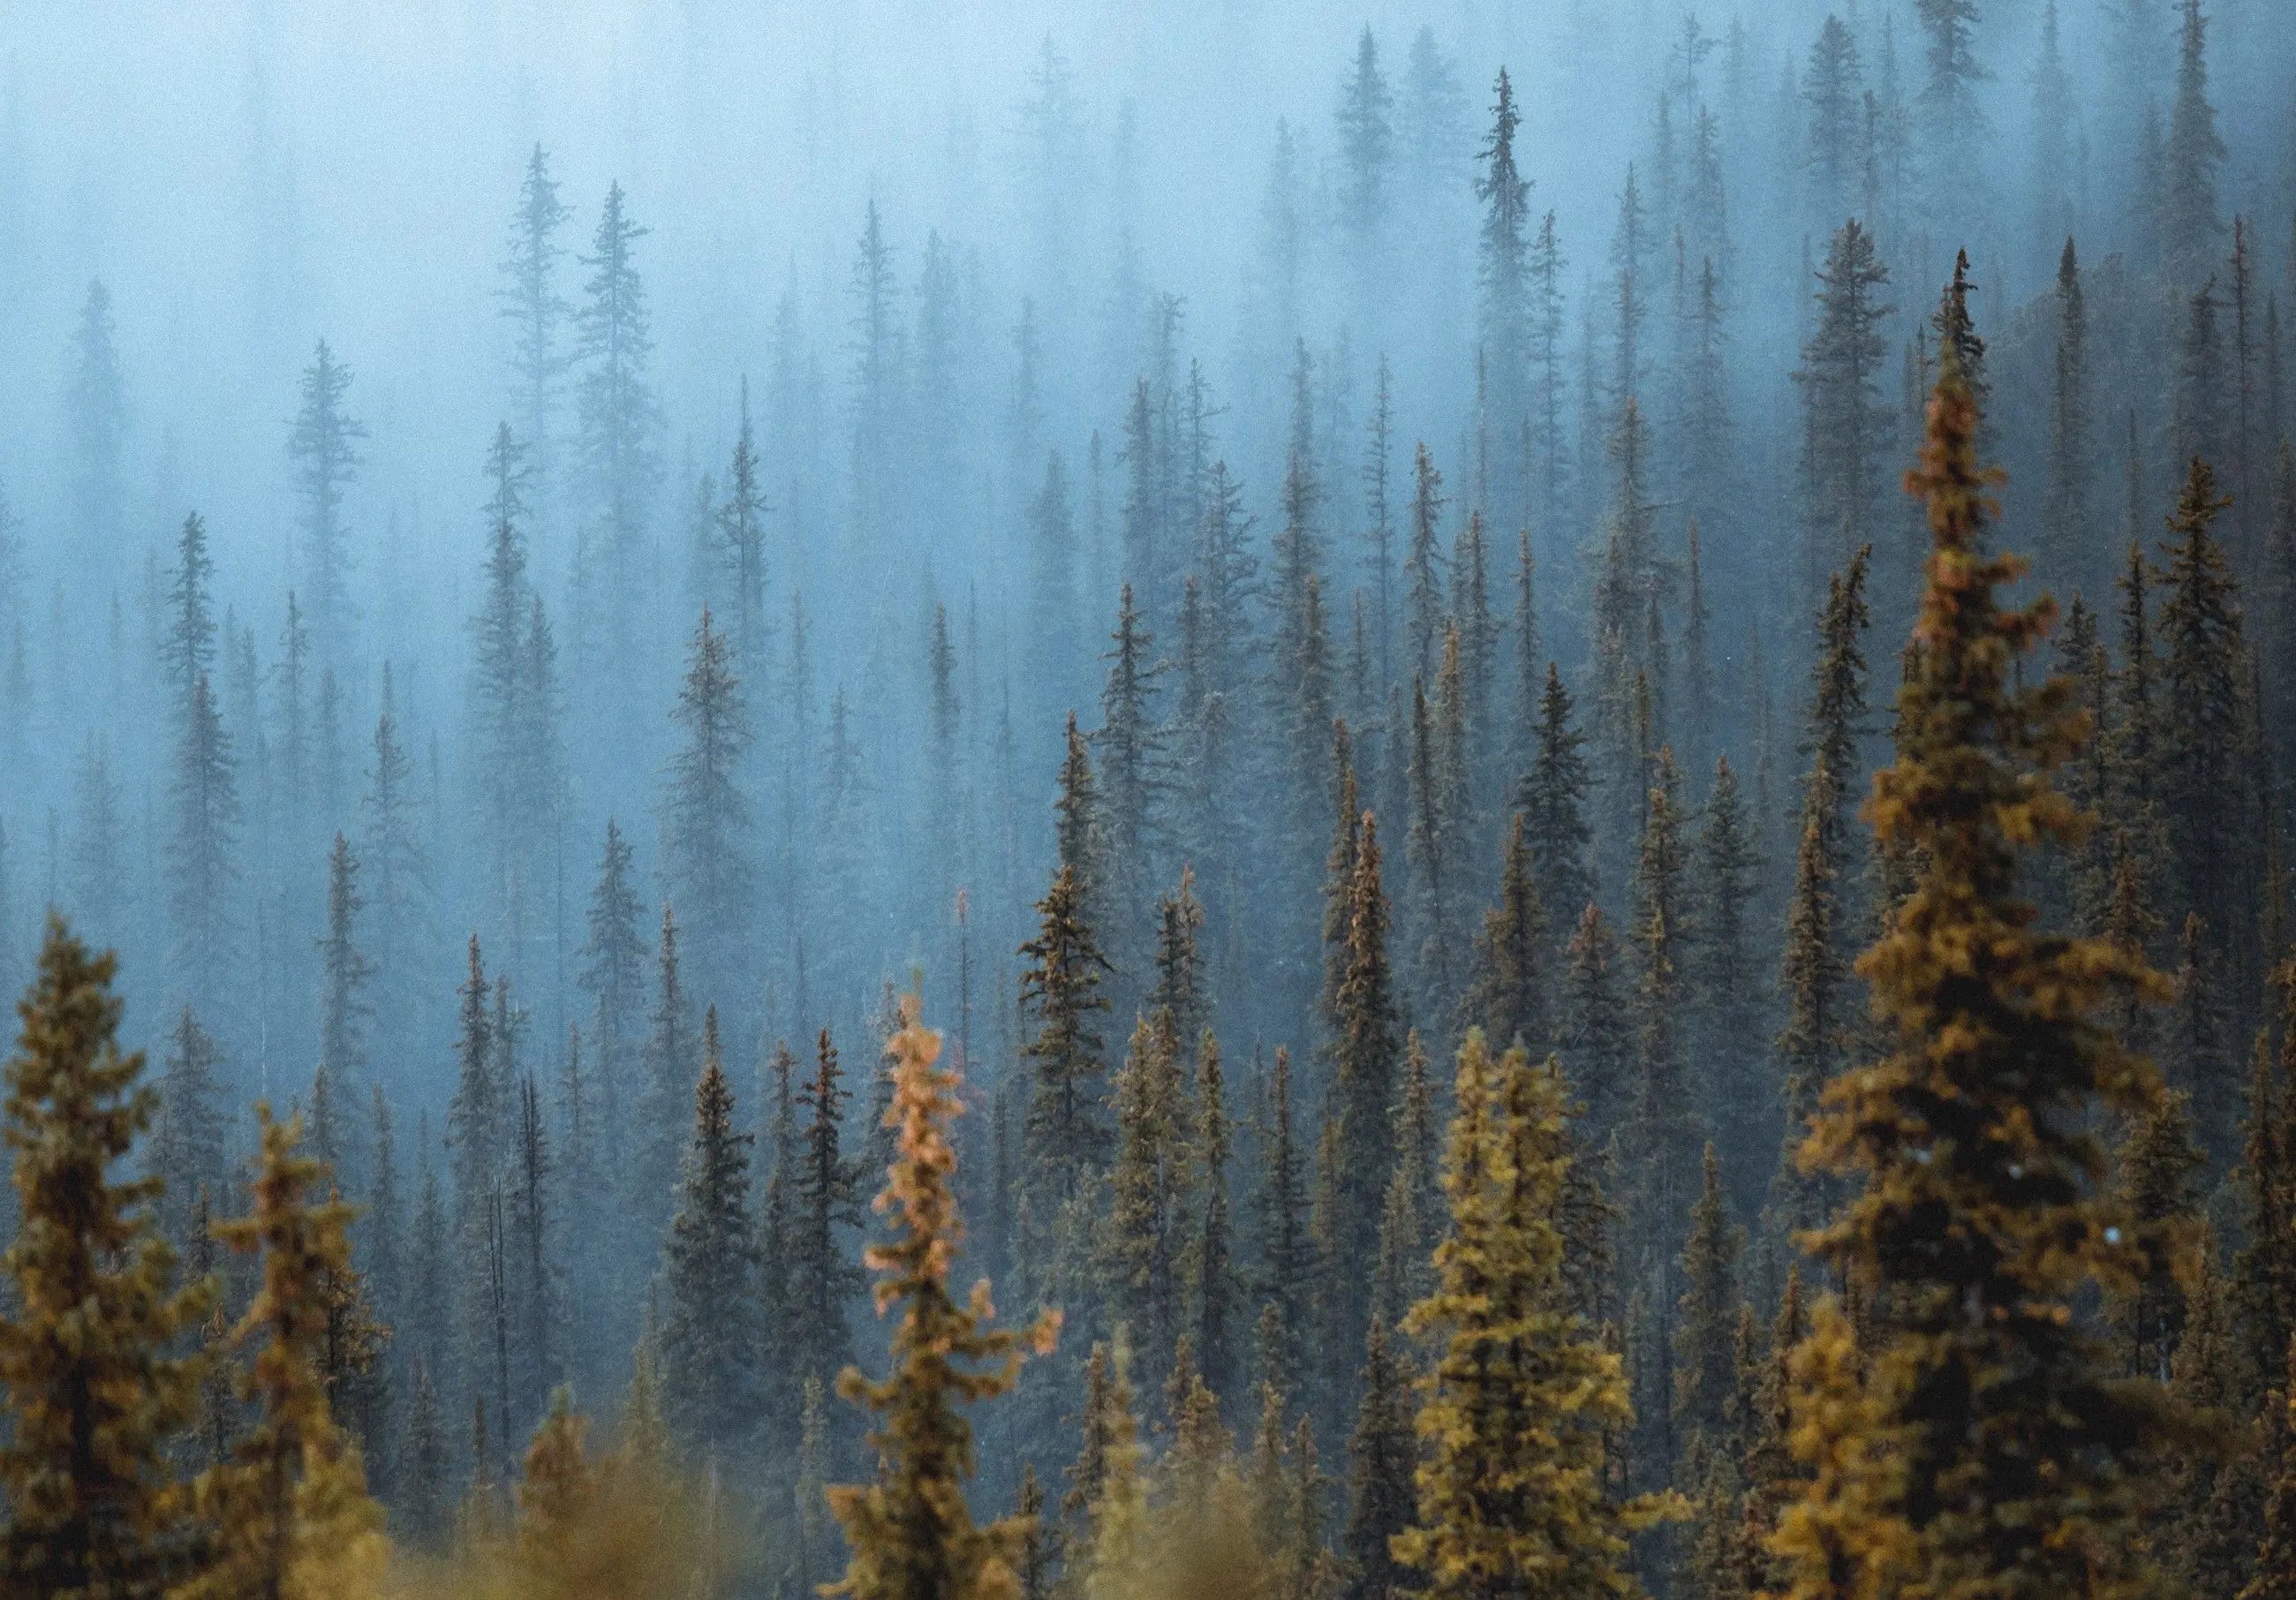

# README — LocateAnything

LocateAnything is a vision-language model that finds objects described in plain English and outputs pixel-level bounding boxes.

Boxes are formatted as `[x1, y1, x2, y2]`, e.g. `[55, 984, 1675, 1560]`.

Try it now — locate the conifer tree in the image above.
[315, 834, 372, 1123]
[169, 670, 238, 1022]
[2162, 0, 2224, 286]
[1803, 18, 1866, 224]
[499, 145, 571, 483]
[1258, 1047, 1314, 1406]
[1335, 27, 1393, 249]
[1095, 585, 1163, 959]
[578, 819, 644, 1174]
[151, 1006, 230, 1253]
[1773, 348, 2194, 1600]
[1393, 1035, 1656, 1598]
[1148, 869, 1206, 1059]
[1101, 1011, 1186, 1382]
[1020, 864, 1112, 1204]
[287, 340, 367, 656]
[162, 510, 218, 705]
[661, 1009, 760, 1455]
[1796, 222, 1892, 593]
[1561, 903, 1630, 1143]
[180, 1106, 386, 1600]
[2249, 1343, 2296, 1600]
[796, 1027, 867, 1399]
[1769, 548, 1871, 1234]
[1673, 1144, 1741, 1468]
[1517, 663, 1594, 944]
[1475, 72, 1531, 495]
[574, 182, 661, 658]
[2111, 1088, 2206, 1381]
[1403, 447, 1447, 690]
[2156, 457, 2254, 972]
[1466, 812, 1548, 1052]
[824, 994, 1059, 1600]
[400, 1360, 447, 1551]
[1076, 1334, 1152, 1600]
[2043, 238, 2090, 592]
[663, 607, 753, 1005]
[359, 669, 426, 1025]
[1334, 811, 1402, 1278]
[1183, 1026, 1241, 1413]
[1343, 1316, 1415, 1600]
[0, 919, 208, 1597]
[716, 379, 770, 673]
[632, 905, 695, 1232]
[1691, 759, 1763, 1185]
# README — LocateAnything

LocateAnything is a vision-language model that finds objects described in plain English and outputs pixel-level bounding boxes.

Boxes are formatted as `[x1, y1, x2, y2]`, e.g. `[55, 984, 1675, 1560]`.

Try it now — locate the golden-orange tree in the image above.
[1771, 347, 2198, 1600]
[827, 993, 1060, 1600]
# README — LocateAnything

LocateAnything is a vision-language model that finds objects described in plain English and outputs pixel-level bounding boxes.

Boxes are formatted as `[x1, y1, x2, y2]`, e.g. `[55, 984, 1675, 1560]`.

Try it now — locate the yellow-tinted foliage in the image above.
[378, 1402, 733, 1600]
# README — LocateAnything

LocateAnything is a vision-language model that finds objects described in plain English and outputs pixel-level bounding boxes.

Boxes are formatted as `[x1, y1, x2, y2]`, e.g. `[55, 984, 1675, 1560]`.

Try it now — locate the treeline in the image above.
[0, 347, 2278, 1600]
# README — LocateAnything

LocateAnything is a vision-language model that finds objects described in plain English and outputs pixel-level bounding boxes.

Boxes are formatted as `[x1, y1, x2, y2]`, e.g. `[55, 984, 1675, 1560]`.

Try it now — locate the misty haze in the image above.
[0, 1, 2290, 1596]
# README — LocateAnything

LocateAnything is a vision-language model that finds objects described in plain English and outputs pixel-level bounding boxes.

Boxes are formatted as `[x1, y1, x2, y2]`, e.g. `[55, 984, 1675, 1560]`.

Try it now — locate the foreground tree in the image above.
[1772, 349, 2195, 1600]
[1393, 1031, 1657, 1599]
[0, 919, 208, 1597]
[825, 992, 1060, 1600]
[179, 1106, 386, 1600]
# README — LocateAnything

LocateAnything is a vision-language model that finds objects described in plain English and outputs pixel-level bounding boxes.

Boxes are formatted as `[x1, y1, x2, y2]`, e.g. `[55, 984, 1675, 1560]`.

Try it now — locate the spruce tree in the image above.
[716, 379, 770, 673]
[1334, 811, 1402, 1278]
[314, 834, 372, 1128]
[286, 340, 367, 656]
[180, 1106, 386, 1600]
[1403, 446, 1447, 690]
[2156, 457, 2254, 976]
[0, 919, 208, 1597]
[661, 1009, 761, 1455]
[499, 145, 572, 484]
[359, 668, 426, 1027]
[1466, 811, 1548, 1053]
[1101, 1011, 1186, 1383]
[1561, 903, 1631, 1143]
[1773, 348, 2196, 1600]
[1020, 864, 1112, 1204]
[2043, 239, 2090, 593]
[1258, 1047, 1314, 1406]
[662, 607, 753, 1007]
[2111, 1088, 2206, 1381]
[1475, 72, 1531, 495]
[796, 1026, 867, 1400]
[1517, 663, 1594, 944]
[1673, 1144, 1742, 1468]
[1095, 584, 1163, 962]
[1335, 27, 1394, 248]
[1343, 1316, 1415, 1600]
[633, 904, 695, 1233]
[1801, 17, 1866, 224]
[574, 181, 661, 659]
[1796, 222, 1892, 595]
[2162, 0, 2224, 286]
[1188, 1027, 1240, 1412]
[1393, 1035, 1656, 1598]
[151, 1007, 230, 1253]
[169, 670, 238, 1023]
[824, 995, 1059, 1600]
[578, 819, 645, 1176]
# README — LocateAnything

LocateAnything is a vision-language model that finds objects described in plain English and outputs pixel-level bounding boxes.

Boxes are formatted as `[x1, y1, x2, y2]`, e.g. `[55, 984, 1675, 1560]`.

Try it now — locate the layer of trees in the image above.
[2, 3, 2296, 1597]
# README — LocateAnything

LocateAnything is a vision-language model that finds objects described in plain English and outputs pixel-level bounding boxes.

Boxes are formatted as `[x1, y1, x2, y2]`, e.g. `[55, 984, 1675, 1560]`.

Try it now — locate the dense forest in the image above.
[2, 0, 2295, 1595]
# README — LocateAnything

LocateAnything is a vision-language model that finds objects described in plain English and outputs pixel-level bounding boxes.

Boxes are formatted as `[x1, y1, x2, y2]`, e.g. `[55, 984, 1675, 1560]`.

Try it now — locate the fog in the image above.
[0, 0, 2293, 1545]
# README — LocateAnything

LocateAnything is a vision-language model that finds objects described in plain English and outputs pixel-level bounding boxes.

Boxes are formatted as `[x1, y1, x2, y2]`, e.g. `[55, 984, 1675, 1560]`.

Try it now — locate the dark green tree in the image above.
[661, 1010, 761, 1455]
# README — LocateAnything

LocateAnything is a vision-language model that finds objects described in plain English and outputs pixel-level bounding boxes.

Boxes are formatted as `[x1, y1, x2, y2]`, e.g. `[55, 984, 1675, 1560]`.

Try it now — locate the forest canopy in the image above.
[0, 0, 2293, 1596]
